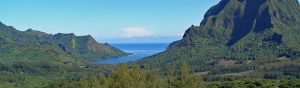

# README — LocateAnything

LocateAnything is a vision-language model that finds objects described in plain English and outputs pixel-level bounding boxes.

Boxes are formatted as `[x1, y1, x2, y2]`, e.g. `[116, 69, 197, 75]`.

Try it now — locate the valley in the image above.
[0, 0, 300, 88]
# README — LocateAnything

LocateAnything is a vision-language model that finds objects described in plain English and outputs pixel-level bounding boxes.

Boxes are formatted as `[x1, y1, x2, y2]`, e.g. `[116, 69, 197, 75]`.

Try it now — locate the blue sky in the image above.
[0, 0, 267, 43]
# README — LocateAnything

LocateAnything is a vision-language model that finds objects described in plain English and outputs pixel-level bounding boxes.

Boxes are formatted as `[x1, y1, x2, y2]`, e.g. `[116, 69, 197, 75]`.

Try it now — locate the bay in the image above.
[92, 43, 169, 64]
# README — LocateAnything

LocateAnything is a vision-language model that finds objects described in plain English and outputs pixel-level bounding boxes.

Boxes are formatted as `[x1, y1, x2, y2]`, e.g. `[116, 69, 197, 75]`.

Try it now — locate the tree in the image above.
[111, 64, 133, 88]
[190, 76, 206, 88]
[179, 61, 189, 81]
[130, 64, 146, 88]
[166, 65, 174, 88]
[176, 61, 191, 88]
[177, 61, 206, 88]
[146, 70, 167, 88]
[79, 78, 89, 88]
[91, 76, 100, 88]
[279, 80, 297, 88]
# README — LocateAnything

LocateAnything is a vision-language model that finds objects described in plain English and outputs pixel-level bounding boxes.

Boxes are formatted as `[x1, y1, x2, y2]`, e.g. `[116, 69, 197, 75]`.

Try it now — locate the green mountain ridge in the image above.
[0, 21, 128, 64]
[138, 0, 300, 78]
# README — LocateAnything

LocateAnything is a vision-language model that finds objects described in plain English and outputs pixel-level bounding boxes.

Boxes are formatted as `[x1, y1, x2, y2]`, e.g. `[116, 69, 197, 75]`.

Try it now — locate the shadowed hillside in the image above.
[138, 0, 300, 80]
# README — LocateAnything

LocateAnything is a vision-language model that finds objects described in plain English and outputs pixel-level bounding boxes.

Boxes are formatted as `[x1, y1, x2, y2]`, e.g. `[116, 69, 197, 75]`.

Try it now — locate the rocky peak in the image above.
[54, 33, 76, 37]
[227, 0, 272, 46]
[0, 21, 5, 26]
[188, 0, 300, 46]
[25, 29, 50, 36]
[165, 0, 300, 59]
[139, 0, 300, 71]
[85, 35, 96, 42]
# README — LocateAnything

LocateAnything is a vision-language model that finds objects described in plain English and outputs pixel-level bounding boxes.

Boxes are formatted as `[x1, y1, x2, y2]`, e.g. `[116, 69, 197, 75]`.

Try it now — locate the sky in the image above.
[0, 0, 221, 43]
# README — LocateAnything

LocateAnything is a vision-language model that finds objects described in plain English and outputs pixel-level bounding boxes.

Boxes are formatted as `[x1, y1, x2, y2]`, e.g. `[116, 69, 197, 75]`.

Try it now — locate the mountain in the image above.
[0, 22, 128, 64]
[138, 0, 300, 79]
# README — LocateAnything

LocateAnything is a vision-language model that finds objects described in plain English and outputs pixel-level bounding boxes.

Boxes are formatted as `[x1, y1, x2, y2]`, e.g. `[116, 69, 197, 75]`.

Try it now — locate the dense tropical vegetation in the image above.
[2, 61, 298, 88]
[138, 0, 300, 80]
[0, 21, 128, 64]
[0, 21, 128, 87]
[1, 0, 300, 87]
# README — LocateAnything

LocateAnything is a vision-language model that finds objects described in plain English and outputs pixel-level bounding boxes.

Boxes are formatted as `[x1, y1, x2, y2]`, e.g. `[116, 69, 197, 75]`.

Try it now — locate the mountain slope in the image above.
[138, 0, 300, 74]
[0, 22, 128, 64]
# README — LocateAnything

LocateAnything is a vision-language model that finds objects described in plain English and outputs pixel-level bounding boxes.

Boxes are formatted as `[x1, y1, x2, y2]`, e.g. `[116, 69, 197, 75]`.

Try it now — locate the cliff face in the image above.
[0, 22, 128, 64]
[139, 0, 300, 68]
[50, 33, 127, 58]
[175, 0, 300, 48]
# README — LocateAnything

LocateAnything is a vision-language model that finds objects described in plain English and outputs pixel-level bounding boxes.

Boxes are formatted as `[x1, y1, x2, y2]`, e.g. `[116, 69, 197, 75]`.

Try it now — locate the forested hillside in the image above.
[1, 0, 300, 87]
[0, 22, 128, 64]
[138, 0, 300, 81]
[0, 21, 128, 87]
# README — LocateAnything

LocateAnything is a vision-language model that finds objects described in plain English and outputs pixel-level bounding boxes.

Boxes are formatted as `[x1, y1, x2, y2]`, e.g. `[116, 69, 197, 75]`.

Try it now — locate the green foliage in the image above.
[0, 22, 128, 65]
[45, 63, 205, 88]
[138, 0, 300, 81]
[0, 60, 299, 88]
[43, 63, 300, 88]
[208, 79, 300, 88]
[1, 0, 300, 88]
[79, 78, 89, 88]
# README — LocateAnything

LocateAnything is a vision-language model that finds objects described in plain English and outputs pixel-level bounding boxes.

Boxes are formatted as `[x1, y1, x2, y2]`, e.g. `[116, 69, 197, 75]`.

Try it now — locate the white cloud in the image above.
[122, 27, 155, 38]
[177, 33, 184, 37]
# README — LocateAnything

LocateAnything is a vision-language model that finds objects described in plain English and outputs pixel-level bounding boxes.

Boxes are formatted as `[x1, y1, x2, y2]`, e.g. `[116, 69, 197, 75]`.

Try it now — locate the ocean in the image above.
[92, 43, 169, 64]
